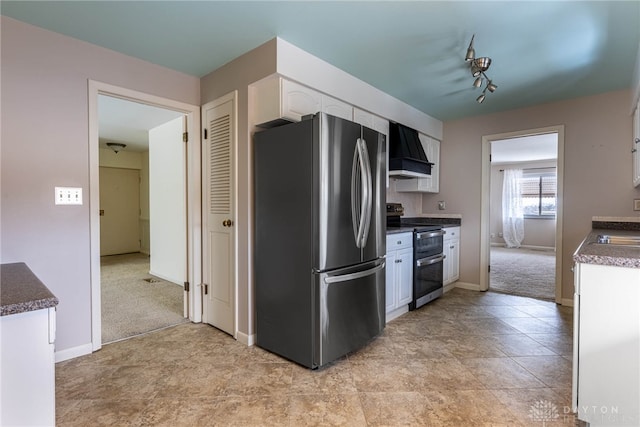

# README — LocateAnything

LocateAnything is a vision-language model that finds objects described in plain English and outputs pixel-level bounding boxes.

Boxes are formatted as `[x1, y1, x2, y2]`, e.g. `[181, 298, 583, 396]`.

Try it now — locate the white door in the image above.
[202, 92, 236, 336]
[148, 117, 187, 286]
[99, 167, 140, 255]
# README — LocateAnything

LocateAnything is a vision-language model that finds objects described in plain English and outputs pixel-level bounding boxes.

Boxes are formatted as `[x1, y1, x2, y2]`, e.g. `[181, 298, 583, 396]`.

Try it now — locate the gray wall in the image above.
[1, 17, 200, 353]
[424, 89, 638, 301]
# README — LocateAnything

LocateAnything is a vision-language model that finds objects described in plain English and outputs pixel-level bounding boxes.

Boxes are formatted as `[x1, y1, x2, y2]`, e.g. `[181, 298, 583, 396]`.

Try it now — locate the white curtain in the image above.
[502, 168, 524, 248]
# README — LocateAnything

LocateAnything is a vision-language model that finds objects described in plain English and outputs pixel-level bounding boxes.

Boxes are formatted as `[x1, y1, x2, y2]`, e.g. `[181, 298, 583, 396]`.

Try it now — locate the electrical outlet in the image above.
[55, 187, 82, 205]
[438, 201, 446, 210]
[634, 199, 640, 211]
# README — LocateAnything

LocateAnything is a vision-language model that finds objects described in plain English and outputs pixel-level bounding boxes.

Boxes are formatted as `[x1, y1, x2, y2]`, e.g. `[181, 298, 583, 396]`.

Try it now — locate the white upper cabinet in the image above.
[633, 101, 640, 187]
[322, 95, 352, 121]
[395, 133, 440, 193]
[353, 108, 390, 187]
[252, 76, 354, 126]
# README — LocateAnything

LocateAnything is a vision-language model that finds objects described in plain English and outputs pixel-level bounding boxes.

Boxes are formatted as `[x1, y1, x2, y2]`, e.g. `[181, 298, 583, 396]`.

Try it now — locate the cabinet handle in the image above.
[396, 241, 402, 245]
[633, 149, 638, 153]
[635, 138, 640, 144]
[395, 259, 401, 263]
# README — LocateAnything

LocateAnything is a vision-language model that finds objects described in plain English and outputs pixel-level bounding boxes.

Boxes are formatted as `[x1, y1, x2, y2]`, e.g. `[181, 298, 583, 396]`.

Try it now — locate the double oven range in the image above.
[387, 203, 446, 310]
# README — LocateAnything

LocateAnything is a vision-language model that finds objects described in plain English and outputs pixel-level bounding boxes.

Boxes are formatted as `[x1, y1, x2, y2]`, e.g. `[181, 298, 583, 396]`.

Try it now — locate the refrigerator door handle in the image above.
[358, 137, 372, 248]
[324, 261, 386, 284]
[351, 138, 371, 249]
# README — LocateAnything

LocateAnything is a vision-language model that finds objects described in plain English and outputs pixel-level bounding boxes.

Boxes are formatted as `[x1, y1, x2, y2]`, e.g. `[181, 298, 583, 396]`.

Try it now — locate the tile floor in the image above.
[56, 288, 581, 426]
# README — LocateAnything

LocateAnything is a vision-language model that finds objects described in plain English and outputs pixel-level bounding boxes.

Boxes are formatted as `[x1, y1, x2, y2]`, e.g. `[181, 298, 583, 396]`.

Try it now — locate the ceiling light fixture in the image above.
[106, 142, 126, 153]
[465, 35, 498, 103]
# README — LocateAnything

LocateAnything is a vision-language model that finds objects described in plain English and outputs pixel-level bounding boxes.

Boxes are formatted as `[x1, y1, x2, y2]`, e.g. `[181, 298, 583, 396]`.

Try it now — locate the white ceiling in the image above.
[98, 96, 184, 152]
[3, 1, 639, 122]
[491, 134, 558, 164]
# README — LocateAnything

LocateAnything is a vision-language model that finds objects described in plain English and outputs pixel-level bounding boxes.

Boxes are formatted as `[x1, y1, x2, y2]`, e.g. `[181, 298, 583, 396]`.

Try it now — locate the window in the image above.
[521, 172, 556, 218]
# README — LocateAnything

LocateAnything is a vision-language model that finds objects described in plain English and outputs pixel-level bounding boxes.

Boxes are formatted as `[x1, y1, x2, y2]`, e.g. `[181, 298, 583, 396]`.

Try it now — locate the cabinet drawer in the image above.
[386, 232, 413, 250]
[443, 226, 460, 241]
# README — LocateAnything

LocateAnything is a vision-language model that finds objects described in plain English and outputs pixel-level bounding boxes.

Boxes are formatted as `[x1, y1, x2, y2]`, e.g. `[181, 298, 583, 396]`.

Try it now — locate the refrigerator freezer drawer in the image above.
[316, 260, 386, 367]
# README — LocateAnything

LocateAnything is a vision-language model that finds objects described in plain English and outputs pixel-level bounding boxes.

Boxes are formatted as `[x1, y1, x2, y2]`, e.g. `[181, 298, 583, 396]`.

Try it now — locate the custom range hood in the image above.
[388, 122, 432, 179]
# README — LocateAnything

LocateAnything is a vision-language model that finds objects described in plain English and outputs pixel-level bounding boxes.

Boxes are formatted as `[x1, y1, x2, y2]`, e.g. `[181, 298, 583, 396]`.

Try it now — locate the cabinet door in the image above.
[353, 108, 390, 188]
[281, 79, 322, 122]
[448, 239, 459, 283]
[385, 251, 397, 313]
[322, 95, 352, 121]
[396, 247, 413, 305]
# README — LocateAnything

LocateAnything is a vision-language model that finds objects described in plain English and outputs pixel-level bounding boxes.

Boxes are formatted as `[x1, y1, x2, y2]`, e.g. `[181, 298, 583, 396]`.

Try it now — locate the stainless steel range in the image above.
[387, 203, 445, 309]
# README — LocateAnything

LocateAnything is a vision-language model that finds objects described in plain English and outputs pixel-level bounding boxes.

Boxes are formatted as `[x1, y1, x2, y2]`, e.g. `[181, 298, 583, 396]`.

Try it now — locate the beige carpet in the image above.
[490, 247, 556, 301]
[101, 253, 188, 344]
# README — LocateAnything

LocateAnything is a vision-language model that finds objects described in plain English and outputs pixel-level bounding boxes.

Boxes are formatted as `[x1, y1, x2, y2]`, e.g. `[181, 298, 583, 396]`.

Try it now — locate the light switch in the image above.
[55, 187, 82, 205]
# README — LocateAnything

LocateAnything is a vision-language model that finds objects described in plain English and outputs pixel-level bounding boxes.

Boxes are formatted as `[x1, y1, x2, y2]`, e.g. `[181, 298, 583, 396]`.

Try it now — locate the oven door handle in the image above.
[416, 230, 445, 240]
[416, 254, 446, 267]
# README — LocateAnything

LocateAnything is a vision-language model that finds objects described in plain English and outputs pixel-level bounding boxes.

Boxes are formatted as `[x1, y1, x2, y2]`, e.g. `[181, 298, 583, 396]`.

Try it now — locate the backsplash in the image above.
[386, 178, 422, 216]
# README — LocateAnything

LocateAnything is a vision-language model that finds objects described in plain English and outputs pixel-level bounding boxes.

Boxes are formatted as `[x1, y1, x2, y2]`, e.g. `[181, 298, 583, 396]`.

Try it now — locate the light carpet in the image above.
[101, 253, 188, 344]
[490, 246, 556, 301]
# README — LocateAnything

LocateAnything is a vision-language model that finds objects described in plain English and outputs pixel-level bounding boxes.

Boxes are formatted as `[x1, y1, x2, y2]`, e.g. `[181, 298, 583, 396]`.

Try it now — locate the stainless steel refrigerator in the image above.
[254, 112, 386, 369]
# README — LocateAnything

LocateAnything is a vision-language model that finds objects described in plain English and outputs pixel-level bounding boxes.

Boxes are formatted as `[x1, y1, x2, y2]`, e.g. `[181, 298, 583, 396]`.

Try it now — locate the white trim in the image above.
[88, 80, 201, 353]
[480, 126, 565, 304]
[455, 281, 481, 291]
[443, 282, 457, 293]
[55, 343, 93, 363]
[236, 331, 256, 347]
[490, 243, 555, 252]
[385, 306, 409, 323]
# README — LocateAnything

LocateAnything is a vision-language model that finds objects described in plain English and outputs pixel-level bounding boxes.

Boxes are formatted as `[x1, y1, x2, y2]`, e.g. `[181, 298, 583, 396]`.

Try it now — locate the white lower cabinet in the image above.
[386, 232, 413, 322]
[1, 307, 56, 426]
[443, 226, 460, 287]
[573, 262, 640, 425]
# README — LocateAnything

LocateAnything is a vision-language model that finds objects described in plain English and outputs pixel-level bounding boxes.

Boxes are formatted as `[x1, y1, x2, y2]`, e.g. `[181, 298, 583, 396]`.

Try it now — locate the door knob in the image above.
[222, 219, 233, 227]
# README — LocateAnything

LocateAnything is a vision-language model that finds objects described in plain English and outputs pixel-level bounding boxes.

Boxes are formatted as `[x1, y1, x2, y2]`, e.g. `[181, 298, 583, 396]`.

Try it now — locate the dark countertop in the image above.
[1, 263, 59, 316]
[386, 223, 460, 235]
[574, 229, 640, 269]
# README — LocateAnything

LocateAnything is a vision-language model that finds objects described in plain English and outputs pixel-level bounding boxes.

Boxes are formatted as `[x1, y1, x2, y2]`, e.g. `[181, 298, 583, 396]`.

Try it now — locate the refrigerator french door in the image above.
[254, 112, 386, 368]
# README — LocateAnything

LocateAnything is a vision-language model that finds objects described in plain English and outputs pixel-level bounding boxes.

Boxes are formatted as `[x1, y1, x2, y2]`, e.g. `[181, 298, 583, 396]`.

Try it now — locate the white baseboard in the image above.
[236, 330, 256, 346]
[443, 282, 457, 293]
[55, 343, 93, 363]
[490, 243, 555, 252]
[148, 270, 183, 286]
[385, 305, 409, 323]
[454, 281, 481, 291]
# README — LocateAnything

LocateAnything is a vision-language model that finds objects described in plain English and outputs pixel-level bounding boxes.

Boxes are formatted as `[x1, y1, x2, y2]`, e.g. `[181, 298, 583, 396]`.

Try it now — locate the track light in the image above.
[465, 35, 498, 103]
[465, 35, 475, 62]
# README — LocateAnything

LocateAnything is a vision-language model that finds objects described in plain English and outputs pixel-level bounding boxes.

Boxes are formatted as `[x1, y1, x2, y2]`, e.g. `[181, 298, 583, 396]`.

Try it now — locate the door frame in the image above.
[479, 125, 565, 304]
[88, 80, 202, 351]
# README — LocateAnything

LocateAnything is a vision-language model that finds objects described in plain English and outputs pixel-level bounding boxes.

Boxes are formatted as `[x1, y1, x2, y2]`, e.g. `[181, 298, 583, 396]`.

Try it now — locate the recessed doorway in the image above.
[489, 133, 557, 300]
[479, 125, 564, 304]
[88, 81, 202, 351]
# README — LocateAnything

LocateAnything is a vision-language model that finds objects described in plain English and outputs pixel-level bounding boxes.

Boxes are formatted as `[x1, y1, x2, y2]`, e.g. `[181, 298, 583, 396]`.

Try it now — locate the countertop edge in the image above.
[573, 230, 640, 268]
[1, 263, 59, 317]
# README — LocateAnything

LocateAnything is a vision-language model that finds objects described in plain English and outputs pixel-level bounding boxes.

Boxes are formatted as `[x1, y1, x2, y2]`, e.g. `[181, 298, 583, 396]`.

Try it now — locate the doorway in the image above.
[89, 81, 202, 351]
[479, 125, 564, 304]
[489, 134, 557, 301]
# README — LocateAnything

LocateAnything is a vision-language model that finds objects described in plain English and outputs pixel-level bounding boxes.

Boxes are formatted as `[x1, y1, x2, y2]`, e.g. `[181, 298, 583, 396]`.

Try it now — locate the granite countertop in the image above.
[574, 227, 640, 269]
[1, 263, 59, 316]
[386, 215, 462, 234]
